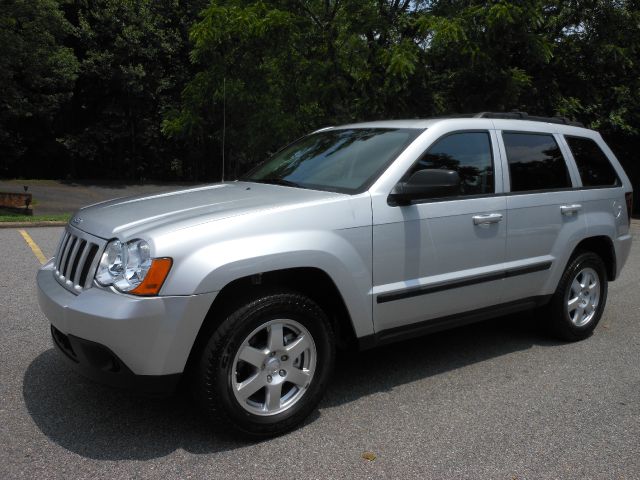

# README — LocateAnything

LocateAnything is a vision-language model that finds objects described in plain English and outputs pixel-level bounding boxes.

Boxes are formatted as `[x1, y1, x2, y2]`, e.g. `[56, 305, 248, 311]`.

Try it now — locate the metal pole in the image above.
[221, 77, 226, 182]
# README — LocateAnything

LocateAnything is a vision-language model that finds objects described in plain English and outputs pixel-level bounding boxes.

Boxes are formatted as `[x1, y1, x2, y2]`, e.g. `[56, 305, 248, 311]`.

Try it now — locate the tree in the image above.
[164, 0, 436, 178]
[0, 0, 637, 196]
[167, 0, 640, 194]
[57, 0, 208, 180]
[0, 0, 79, 177]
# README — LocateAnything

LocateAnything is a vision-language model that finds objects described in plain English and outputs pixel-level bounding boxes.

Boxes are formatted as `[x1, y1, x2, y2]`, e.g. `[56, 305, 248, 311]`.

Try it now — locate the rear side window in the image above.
[503, 132, 571, 192]
[565, 136, 620, 187]
[408, 131, 494, 197]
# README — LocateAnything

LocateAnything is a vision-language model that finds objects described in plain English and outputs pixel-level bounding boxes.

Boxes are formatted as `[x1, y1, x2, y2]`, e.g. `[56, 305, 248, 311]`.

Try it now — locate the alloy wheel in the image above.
[566, 267, 600, 327]
[231, 319, 317, 416]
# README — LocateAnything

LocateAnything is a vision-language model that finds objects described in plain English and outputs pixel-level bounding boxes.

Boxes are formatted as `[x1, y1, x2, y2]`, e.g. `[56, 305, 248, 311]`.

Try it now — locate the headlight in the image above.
[96, 239, 171, 295]
[95, 240, 126, 286]
[116, 239, 152, 292]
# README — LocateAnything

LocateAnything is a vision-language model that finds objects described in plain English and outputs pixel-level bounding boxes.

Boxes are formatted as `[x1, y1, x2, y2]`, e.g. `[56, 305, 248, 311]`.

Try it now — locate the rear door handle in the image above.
[560, 204, 582, 216]
[472, 213, 503, 225]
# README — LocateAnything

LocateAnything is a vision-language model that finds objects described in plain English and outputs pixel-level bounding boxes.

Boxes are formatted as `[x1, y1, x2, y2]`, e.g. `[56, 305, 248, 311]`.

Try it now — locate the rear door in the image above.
[496, 127, 586, 303]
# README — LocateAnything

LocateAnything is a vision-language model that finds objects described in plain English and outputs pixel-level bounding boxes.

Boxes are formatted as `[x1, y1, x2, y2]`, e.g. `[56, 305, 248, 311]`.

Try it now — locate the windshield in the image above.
[243, 128, 423, 193]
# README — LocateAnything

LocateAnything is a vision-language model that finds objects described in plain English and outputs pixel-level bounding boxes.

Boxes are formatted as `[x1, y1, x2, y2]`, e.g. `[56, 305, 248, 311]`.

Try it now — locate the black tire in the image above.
[192, 290, 335, 438]
[546, 251, 608, 341]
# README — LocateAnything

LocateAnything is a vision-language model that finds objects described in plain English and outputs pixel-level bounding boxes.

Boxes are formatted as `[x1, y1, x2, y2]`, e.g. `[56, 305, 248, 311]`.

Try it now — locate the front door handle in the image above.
[472, 213, 503, 226]
[560, 204, 582, 216]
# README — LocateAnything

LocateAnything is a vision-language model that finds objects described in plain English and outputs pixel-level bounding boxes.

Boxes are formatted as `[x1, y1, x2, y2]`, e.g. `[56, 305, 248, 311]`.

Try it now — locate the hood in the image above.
[71, 181, 345, 239]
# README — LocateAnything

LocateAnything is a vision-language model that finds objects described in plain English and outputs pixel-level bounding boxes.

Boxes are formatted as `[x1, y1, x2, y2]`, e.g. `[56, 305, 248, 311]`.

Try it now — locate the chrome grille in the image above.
[54, 227, 105, 293]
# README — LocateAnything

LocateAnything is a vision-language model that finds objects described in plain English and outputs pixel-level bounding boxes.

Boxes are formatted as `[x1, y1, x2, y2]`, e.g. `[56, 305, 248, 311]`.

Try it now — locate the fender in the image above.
[154, 196, 375, 338]
[198, 232, 373, 338]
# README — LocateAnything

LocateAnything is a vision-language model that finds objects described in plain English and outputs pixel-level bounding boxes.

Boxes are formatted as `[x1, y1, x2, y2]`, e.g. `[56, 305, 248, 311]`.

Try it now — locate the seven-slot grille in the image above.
[54, 227, 105, 293]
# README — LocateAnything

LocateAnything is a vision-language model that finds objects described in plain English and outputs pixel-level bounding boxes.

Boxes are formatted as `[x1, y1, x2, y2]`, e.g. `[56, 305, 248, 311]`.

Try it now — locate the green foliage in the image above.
[57, 0, 209, 180]
[0, 213, 71, 222]
[0, 0, 638, 193]
[0, 0, 79, 174]
[167, 0, 640, 180]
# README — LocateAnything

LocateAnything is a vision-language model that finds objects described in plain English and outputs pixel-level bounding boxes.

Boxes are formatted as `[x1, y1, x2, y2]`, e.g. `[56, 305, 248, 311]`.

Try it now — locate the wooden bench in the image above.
[0, 192, 33, 215]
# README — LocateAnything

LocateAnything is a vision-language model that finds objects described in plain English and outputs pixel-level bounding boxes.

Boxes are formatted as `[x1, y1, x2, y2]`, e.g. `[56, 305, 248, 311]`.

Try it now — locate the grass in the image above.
[1, 179, 64, 186]
[0, 212, 70, 223]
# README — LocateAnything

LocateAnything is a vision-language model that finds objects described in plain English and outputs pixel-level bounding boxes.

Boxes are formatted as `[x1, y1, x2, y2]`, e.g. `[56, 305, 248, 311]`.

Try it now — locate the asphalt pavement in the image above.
[1, 225, 639, 479]
[0, 180, 198, 215]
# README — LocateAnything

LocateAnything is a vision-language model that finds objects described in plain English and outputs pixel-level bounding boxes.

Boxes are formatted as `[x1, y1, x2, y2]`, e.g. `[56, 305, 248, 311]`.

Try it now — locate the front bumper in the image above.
[37, 260, 217, 382]
[50, 325, 181, 394]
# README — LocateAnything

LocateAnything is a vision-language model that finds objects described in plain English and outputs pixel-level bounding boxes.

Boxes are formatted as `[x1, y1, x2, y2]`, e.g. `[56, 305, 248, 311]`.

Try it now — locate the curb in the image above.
[0, 221, 67, 228]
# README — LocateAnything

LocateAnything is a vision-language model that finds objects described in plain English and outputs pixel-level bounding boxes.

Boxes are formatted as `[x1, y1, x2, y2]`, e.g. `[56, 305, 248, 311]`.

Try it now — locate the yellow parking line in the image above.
[18, 229, 47, 265]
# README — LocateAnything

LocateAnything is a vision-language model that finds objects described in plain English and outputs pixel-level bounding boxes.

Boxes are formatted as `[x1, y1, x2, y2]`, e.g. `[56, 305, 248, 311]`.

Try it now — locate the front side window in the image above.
[503, 132, 571, 192]
[406, 131, 494, 197]
[243, 128, 423, 194]
[565, 135, 620, 187]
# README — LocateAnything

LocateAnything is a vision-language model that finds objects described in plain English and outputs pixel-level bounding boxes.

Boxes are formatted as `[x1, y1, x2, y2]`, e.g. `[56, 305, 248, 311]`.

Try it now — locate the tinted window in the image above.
[503, 133, 571, 192]
[565, 136, 620, 187]
[408, 132, 494, 197]
[244, 128, 422, 194]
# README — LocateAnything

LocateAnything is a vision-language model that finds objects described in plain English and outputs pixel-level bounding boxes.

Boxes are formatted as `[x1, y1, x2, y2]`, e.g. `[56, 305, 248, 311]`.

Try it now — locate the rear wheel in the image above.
[546, 252, 608, 341]
[192, 290, 335, 438]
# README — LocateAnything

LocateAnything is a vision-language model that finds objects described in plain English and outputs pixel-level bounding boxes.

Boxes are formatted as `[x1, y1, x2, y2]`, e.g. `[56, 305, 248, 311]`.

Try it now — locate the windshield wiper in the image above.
[249, 178, 304, 189]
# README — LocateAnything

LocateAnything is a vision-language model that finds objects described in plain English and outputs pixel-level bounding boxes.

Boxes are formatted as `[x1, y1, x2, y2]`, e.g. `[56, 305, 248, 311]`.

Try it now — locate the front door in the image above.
[372, 130, 507, 333]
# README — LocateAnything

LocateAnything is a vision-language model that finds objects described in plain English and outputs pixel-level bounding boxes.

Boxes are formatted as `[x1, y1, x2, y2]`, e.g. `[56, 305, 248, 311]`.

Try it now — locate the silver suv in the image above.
[37, 113, 634, 437]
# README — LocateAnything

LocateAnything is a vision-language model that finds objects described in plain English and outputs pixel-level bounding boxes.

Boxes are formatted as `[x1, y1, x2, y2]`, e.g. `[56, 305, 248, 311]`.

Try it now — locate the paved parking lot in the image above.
[0, 180, 196, 215]
[1, 225, 639, 479]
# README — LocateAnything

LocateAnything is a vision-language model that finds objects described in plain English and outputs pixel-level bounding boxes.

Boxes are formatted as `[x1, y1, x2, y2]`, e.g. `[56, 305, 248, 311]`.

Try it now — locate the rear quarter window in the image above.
[565, 135, 620, 187]
[502, 132, 571, 192]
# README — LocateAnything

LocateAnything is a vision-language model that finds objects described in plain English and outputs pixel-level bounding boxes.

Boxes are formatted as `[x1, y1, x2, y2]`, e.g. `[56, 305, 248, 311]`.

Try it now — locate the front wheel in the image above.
[192, 290, 335, 438]
[546, 252, 608, 341]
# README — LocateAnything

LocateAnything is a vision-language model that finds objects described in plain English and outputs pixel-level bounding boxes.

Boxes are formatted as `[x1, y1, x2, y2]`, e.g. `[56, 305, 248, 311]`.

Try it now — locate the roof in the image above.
[332, 119, 441, 130]
[328, 113, 591, 133]
[329, 112, 586, 131]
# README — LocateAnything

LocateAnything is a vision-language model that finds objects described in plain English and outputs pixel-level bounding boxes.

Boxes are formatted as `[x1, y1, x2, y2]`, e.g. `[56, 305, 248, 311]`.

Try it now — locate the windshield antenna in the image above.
[221, 76, 226, 182]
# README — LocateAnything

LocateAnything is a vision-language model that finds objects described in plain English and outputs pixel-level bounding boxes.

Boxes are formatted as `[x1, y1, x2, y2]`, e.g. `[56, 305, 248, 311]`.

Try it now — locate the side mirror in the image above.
[389, 169, 460, 205]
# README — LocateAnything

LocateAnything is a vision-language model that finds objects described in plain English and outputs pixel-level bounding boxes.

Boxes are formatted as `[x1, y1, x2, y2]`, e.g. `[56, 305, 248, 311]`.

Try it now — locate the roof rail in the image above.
[474, 111, 584, 127]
